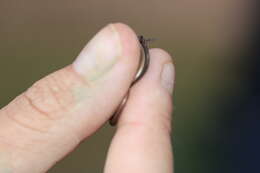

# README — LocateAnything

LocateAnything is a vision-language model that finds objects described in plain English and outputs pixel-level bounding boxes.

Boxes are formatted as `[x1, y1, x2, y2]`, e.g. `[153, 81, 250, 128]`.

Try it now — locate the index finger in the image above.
[104, 49, 175, 173]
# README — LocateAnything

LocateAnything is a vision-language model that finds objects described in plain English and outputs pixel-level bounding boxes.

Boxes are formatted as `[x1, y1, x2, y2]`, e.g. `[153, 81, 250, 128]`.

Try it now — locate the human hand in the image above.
[0, 23, 175, 173]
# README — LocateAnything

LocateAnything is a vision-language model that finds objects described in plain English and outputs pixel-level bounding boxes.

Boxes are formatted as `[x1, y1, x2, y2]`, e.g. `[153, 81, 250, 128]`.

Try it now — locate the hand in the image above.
[0, 23, 175, 173]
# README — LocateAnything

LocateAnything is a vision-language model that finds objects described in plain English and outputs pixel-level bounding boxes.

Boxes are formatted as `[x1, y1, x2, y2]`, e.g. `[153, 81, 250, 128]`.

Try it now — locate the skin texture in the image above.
[0, 23, 175, 173]
[0, 150, 12, 173]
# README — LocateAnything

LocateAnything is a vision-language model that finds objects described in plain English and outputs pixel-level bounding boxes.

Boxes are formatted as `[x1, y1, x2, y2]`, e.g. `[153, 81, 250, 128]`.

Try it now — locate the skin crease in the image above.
[0, 23, 175, 173]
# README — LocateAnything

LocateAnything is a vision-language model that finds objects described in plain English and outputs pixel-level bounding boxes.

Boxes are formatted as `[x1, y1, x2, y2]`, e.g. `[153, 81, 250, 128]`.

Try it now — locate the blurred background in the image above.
[0, 0, 259, 172]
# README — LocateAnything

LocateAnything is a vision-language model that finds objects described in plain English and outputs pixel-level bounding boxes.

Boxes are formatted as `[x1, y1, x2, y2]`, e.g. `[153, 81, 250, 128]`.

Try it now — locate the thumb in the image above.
[0, 23, 140, 173]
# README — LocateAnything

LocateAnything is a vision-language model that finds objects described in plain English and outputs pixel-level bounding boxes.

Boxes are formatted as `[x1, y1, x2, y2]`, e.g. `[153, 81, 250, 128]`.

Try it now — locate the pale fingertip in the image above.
[72, 24, 122, 81]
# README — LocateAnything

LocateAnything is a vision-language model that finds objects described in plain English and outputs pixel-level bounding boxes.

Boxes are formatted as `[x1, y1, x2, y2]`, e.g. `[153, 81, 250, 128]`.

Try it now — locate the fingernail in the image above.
[161, 63, 175, 94]
[73, 24, 122, 81]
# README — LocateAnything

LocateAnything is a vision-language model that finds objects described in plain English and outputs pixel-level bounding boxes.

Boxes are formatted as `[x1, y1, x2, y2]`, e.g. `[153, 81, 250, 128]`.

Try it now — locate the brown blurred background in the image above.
[0, 0, 254, 172]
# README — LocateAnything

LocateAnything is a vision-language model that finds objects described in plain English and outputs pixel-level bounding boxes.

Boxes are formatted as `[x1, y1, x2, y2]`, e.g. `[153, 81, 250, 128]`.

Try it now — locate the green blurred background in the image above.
[0, 0, 253, 172]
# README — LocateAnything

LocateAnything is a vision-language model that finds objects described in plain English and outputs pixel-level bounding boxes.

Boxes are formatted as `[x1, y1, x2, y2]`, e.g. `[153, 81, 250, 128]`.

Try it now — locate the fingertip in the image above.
[112, 23, 141, 69]
[149, 48, 174, 65]
[149, 48, 175, 94]
[131, 48, 175, 92]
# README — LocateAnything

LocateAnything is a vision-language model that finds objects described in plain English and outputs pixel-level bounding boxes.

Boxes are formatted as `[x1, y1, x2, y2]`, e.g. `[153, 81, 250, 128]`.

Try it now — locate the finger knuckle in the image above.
[24, 70, 75, 119]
